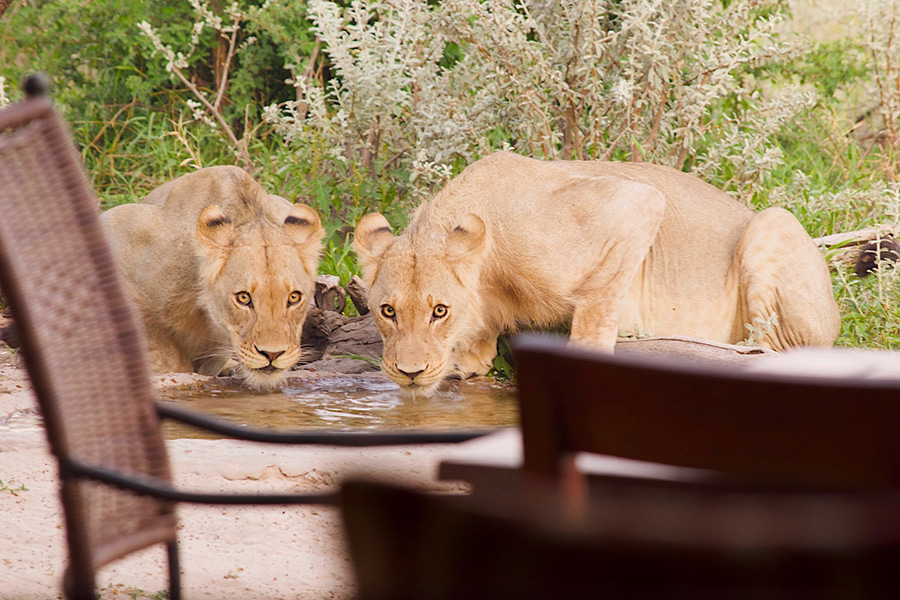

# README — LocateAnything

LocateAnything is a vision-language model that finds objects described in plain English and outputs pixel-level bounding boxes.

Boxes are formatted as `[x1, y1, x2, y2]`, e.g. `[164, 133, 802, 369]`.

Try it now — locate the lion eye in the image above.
[380, 304, 396, 319]
[235, 291, 252, 307]
[432, 304, 448, 319]
[288, 291, 302, 306]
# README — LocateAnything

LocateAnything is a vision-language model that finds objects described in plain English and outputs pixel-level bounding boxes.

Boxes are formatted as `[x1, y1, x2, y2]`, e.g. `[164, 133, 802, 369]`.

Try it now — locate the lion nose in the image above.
[396, 365, 426, 381]
[256, 347, 285, 365]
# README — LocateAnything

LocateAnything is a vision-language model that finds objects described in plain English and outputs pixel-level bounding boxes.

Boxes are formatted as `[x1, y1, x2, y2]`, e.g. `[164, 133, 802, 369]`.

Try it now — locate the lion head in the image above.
[195, 199, 324, 390]
[353, 211, 488, 396]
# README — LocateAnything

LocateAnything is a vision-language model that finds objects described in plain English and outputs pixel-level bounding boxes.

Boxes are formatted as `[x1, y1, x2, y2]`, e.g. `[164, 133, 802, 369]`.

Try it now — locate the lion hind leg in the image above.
[734, 207, 840, 351]
[147, 335, 195, 374]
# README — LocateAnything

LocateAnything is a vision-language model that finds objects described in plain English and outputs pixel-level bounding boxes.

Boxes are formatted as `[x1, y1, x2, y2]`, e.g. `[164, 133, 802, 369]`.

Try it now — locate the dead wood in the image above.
[346, 275, 369, 315]
[814, 225, 900, 250]
[814, 224, 900, 268]
[615, 336, 774, 366]
[314, 274, 347, 313]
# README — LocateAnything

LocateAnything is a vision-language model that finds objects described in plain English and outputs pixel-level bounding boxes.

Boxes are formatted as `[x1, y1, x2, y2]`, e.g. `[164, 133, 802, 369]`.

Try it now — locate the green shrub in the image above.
[7, 0, 900, 352]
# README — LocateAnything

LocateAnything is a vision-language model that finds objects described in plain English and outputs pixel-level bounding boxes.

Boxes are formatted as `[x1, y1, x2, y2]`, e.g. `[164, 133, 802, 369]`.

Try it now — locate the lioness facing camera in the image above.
[355, 151, 839, 395]
[102, 166, 324, 389]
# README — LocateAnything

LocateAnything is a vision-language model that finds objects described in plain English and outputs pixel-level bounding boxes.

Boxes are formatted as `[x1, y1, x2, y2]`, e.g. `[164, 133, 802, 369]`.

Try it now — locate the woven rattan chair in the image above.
[0, 75, 486, 600]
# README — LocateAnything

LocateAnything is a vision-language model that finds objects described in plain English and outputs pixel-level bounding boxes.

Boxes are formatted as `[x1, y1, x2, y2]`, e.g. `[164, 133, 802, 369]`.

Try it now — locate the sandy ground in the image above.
[0, 345, 470, 599]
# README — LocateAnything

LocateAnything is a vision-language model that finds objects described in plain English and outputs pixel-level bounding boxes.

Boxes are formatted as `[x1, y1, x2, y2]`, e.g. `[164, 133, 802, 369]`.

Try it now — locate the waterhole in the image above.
[0, 374, 517, 439]
[0, 407, 42, 432]
[160, 374, 517, 439]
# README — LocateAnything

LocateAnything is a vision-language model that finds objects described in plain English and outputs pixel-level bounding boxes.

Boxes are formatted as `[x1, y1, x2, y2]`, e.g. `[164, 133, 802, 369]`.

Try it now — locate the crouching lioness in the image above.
[354, 151, 840, 395]
[102, 166, 324, 389]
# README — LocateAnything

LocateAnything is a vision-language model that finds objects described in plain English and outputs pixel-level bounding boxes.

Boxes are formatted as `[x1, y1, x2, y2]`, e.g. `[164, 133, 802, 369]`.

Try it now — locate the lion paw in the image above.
[452, 349, 494, 380]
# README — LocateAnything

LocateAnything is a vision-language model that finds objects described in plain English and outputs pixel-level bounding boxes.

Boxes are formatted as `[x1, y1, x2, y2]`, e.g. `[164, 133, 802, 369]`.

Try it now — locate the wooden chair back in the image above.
[514, 334, 900, 494]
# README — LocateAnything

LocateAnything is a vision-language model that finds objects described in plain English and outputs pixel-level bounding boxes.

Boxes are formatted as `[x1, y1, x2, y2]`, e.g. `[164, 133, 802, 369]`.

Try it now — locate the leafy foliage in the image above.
[6, 0, 900, 351]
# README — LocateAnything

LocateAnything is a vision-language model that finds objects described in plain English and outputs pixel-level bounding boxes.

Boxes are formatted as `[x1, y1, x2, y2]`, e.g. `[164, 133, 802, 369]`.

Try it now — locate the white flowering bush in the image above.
[858, 0, 900, 149]
[259, 0, 812, 211]
[138, 0, 256, 168]
[695, 86, 818, 201]
[262, 0, 499, 207]
[0, 76, 8, 108]
[442, 0, 798, 158]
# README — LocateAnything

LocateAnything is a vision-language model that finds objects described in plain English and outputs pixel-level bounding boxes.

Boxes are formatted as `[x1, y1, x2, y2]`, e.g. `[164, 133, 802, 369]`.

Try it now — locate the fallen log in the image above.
[314, 274, 347, 313]
[813, 224, 900, 270]
[813, 224, 900, 250]
[614, 336, 774, 366]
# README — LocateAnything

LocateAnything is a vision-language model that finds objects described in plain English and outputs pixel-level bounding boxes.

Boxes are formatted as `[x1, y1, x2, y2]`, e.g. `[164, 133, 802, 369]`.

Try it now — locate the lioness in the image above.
[102, 166, 324, 389]
[355, 151, 840, 395]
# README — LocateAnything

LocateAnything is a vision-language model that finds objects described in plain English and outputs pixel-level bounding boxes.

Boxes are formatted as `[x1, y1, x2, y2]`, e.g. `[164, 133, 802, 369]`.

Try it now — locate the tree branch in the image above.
[213, 26, 240, 112]
[171, 66, 253, 170]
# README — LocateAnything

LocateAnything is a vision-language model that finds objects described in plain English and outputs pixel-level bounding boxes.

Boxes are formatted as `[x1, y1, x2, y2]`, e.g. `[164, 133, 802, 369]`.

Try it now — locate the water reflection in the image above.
[161, 373, 518, 439]
[0, 407, 42, 432]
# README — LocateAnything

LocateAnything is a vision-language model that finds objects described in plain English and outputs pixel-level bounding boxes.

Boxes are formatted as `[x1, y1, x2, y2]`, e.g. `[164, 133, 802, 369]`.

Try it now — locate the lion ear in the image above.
[195, 204, 235, 284]
[282, 203, 325, 248]
[446, 213, 486, 261]
[196, 204, 235, 249]
[354, 213, 394, 279]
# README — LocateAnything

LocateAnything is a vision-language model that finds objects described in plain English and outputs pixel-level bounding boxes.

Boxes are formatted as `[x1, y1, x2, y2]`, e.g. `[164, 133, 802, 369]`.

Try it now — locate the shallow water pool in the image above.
[0, 407, 42, 432]
[160, 373, 518, 439]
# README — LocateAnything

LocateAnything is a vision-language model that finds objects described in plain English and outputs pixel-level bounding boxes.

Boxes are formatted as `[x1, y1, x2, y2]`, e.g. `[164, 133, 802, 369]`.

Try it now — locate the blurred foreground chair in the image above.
[343, 335, 900, 598]
[514, 333, 900, 505]
[0, 75, 487, 600]
[341, 477, 900, 599]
